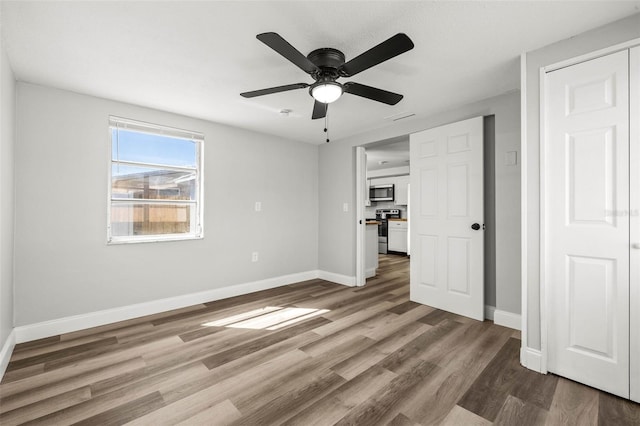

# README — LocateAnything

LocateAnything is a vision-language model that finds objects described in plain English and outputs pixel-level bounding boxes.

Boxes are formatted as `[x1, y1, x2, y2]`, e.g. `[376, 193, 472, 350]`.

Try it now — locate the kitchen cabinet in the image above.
[388, 220, 408, 253]
[394, 175, 409, 206]
[370, 177, 394, 186]
[369, 175, 410, 205]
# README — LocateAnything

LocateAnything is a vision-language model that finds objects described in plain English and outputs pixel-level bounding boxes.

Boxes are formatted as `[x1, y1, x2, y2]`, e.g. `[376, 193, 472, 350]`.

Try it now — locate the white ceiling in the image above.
[366, 137, 410, 171]
[2, 1, 639, 145]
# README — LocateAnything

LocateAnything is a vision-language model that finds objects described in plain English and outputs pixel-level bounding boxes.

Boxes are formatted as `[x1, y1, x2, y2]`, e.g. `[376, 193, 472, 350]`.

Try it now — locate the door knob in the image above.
[633, 243, 640, 249]
[471, 223, 481, 230]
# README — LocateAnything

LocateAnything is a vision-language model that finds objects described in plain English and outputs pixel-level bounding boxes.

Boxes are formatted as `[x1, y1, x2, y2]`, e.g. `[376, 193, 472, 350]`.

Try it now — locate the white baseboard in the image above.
[0, 329, 16, 380]
[484, 305, 496, 321]
[365, 268, 376, 279]
[520, 347, 544, 373]
[484, 306, 521, 330]
[317, 270, 356, 287]
[14, 270, 319, 344]
[493, 309, 522, 331]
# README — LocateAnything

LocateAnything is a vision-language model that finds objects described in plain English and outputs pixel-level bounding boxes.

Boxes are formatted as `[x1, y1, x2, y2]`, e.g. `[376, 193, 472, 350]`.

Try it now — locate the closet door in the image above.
[631, 45, 640, 403]
[546, 50, 630, 398]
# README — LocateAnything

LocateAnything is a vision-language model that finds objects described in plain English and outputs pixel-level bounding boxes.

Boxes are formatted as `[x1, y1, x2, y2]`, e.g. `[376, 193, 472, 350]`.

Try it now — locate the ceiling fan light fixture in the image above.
[311, 82, 343, 104]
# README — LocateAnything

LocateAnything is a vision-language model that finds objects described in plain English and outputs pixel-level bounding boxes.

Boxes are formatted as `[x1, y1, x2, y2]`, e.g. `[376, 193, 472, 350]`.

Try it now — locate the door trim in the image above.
[520, 52, 531, 369]
[355, 146, 366, 287]
[538, 39, 640, 381]
[539, 66, 549, 374]
[544, 38, 640, 73]
[630, 46, 640, 403]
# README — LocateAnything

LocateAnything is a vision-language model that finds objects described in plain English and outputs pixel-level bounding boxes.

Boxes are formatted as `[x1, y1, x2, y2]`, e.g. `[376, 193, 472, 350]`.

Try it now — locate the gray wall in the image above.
[14, 83, 319, 326]
[523, 13, 640, 350]
[319, 91, 521, 315]
[484, 116, 496, 308]
[0, 29, 15, 349]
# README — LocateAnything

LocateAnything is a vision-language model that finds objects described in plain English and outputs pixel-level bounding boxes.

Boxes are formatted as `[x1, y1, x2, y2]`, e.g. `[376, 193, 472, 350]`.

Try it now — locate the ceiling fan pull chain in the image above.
[325, 106, 330, 143]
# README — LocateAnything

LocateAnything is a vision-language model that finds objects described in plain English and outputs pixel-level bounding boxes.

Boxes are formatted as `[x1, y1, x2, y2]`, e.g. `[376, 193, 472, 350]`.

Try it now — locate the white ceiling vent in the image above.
[384, 111, 416, 122]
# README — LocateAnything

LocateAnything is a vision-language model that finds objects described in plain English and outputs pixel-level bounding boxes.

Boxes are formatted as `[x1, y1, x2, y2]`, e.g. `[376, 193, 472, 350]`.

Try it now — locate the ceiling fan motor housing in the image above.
[307, 48, 345, 69]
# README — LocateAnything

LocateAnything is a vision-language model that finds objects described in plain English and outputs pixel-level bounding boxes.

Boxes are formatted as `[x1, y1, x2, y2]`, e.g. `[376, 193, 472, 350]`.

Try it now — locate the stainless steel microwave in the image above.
[370, 184, 394, 201]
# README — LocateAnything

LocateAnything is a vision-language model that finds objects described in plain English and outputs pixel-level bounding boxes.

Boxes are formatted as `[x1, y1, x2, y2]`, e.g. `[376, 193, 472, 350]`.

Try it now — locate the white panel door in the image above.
[409, 117, 484, 320]
[630, 46, 640, 403]
[546, 50, 629, 398]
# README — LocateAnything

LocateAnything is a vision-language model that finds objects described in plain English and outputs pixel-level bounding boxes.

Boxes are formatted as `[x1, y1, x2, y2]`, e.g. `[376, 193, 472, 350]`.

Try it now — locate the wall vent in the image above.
[384, 111, 416, 122]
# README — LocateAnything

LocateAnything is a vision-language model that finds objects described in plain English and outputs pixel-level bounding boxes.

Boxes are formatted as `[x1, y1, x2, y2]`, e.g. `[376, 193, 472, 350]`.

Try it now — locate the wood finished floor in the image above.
[1, 255, 639, 425]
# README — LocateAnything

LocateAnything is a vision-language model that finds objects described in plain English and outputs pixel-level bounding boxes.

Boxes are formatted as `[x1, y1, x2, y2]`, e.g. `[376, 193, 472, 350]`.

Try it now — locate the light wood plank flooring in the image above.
[1, 254, 639, 425]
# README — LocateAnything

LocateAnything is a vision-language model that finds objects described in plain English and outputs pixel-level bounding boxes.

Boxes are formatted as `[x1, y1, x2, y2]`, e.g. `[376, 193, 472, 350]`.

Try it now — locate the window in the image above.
[108, 116, 203, 244]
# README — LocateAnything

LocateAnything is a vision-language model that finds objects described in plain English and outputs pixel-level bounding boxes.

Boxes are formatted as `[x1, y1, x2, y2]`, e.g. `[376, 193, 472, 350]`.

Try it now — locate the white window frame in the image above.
[107, 116, 204, 244]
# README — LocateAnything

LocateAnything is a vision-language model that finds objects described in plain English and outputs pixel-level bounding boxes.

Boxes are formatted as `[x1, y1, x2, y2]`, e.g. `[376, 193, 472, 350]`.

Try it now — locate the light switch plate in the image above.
[343, 203, 349, 212]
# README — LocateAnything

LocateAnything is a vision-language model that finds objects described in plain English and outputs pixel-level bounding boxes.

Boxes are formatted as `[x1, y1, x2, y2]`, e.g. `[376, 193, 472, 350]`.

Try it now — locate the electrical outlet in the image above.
[255, 201, 262, 212]
[251, 252, 259, 262]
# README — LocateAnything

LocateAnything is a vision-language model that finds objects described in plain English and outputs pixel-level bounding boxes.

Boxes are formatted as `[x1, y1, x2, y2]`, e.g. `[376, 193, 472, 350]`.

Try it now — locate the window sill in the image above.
[107, 233, 203, 245]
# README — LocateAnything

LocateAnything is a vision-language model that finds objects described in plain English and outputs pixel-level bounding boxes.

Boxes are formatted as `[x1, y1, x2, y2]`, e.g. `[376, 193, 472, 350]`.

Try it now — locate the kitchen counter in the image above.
[388, 218, 408, 222]
[366, 220, 380, 225]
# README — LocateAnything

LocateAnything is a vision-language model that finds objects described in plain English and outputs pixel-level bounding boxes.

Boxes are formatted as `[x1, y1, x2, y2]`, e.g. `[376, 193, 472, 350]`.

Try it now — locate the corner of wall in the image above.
[0, 23, 17, 377]
[0, 329, 15, 380]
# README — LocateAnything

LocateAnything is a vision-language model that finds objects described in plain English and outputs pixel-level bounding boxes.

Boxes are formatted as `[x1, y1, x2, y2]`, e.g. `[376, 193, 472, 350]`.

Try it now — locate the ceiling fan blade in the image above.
[343, 82, 403, 105]
[312, 100, 327, 120]
[257, 32, 319, 75]
[240, 83, 309, 98]
[339, 33, 414, 77]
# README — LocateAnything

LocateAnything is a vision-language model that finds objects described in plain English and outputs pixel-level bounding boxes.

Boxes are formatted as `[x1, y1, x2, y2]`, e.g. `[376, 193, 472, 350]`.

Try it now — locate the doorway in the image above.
[356, 138, 411, 287]
[356, 117, 496, 322]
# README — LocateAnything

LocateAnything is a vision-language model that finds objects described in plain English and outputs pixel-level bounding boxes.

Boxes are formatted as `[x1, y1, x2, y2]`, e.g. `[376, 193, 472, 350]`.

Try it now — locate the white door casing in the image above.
[356, 146, 367, 287]
[630, 46, 640, 403]
[409, 116, 484, 321]
[545, 50, 630, 398]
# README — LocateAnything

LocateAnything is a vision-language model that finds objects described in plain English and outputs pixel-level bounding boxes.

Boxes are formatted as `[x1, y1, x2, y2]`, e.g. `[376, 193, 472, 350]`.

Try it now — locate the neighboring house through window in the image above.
[108, 116, 203, 243]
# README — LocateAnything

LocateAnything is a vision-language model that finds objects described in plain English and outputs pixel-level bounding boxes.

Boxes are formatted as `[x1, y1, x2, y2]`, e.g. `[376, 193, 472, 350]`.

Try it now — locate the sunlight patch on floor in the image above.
[202, 306, 330, 330]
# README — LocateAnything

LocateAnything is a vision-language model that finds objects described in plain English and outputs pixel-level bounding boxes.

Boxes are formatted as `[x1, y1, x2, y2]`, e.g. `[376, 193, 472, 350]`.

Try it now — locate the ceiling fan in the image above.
[240, 32, 414, 120]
